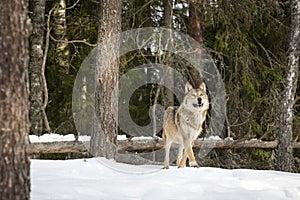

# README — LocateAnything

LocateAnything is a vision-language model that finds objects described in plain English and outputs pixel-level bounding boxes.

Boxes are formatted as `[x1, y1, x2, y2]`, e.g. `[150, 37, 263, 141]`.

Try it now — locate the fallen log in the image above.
[193, 139, 279, 149]
[118, 138, 280, 151]
[117, 138, 164, 152]
[29, 141, 88, 154]
[29, 138, 300, 155]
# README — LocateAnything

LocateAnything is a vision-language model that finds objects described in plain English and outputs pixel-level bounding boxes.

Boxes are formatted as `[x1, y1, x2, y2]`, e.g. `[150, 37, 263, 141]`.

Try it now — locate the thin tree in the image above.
[53, 0, 69, 71]
[278, 0, 300, 172]
[188, 0, 204, 87]
[90, 0, 122, 158]
[152, 0, 175, 139]
[189, 0, 203, 44]
[163, 0, 175, 107]
[0, 0, 30, 199]
[29, 0, 46, 135]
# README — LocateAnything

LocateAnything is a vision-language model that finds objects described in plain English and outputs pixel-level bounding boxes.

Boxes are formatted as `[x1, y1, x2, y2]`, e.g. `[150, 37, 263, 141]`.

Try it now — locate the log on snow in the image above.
[29, 141, 88, 154]
[29, 138, 300, 154]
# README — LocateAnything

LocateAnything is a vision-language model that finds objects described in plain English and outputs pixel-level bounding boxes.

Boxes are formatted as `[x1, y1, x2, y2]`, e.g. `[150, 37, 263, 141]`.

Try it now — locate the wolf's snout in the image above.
[197, 98, 202, 105]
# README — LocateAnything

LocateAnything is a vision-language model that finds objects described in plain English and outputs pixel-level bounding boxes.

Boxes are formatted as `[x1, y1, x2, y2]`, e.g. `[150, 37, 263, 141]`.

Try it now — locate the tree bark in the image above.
[0, 0, 30, 199]
[29, 0, 46, 136]
[90, 0, 122, 159]
[277, 0, 300, 172]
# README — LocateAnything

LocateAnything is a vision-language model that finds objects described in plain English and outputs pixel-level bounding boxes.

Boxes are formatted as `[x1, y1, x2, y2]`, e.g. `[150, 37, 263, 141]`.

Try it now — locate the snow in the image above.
[131, 136, 156, 141]
[31, 158, 300, 200]
[203, 135, 222, 141]
[29, 134, 157, 142]
[29, 134, 226, 143]
[117, 134, 127, 140]
[29, 133, 90, 143]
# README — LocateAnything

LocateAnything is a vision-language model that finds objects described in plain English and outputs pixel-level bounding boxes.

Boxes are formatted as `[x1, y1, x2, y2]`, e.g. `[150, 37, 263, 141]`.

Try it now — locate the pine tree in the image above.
[0, 0, 30, 198]
[90, 0, 122, 158]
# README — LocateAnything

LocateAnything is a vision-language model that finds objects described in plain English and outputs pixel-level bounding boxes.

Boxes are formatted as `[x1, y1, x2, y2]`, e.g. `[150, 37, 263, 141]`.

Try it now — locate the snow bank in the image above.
[31, 158, 300, 200]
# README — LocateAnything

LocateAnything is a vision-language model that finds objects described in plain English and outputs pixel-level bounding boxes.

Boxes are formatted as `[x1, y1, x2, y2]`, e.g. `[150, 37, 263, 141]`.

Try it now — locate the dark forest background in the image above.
[28, 0, 300, 171]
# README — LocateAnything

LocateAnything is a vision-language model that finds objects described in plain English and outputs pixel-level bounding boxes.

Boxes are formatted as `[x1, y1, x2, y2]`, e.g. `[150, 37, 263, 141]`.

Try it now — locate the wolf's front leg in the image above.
[178, 143, 199, 168]
[178, 149, 188, 168]
[176, 146, 184, 167]
[186, 144, 199, 167]
[163, 141, 172, 169]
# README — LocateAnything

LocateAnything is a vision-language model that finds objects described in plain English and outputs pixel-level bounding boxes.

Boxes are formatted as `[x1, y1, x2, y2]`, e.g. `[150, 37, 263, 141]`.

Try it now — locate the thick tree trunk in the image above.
[277, 0, 300, 172]
[90, 0, 122, 159]
[0, 0, 30, 199]
[188, 0, 204, 87]
[53, 0, 69, 70]
[29, 0, 46, 136]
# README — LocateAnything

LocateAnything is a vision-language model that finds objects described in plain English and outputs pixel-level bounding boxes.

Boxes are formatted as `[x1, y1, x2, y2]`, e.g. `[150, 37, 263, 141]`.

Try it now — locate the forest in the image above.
[26, 0, 300, 169]
[0, 0, 300, 199]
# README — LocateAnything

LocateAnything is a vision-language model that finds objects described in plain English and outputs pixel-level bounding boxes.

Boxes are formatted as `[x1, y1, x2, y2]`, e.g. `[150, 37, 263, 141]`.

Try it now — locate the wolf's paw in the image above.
[163, 166, 169, 169]
[176, 157, 183, 166]
[189, 161, 199, 168]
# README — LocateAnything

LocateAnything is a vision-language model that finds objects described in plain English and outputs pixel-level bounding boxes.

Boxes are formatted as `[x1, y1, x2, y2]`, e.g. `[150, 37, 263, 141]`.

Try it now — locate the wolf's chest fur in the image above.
[175, 106, 205, 139]
[163, 104, 208, 145]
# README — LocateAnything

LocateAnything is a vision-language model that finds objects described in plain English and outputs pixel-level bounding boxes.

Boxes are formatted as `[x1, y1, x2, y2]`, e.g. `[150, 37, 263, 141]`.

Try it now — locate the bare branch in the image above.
[41, 6, 57, 132]
[49, 33, 96, 47]
[66, 0, 80, 10]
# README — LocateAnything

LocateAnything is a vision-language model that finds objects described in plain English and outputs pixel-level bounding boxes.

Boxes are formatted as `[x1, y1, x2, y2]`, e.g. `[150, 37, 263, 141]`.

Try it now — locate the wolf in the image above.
[163, 82, 209, 169]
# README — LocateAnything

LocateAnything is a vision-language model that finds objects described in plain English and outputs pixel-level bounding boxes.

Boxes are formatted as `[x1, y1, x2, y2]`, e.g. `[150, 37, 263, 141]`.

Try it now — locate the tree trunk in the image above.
[163, 0, 175, 107]
[0, 0, 30, 199]
[53, 0, 69, 71]
[277, 0, 300, 172]
[189, 0, 203, 44]
[164, 0, 173, 28]
[29, 0, 46, 136]
[188, 0, 204, 87]
[90, 0, 122, 159]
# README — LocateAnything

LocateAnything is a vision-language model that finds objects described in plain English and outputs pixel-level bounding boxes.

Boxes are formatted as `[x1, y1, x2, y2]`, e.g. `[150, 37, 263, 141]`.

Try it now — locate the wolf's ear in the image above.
[199, 82, 206, 92]
[185, 82, 193, 93]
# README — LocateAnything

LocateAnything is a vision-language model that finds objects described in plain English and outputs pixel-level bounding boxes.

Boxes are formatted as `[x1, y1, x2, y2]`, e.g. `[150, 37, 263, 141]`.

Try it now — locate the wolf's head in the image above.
[183, 82, 209, 111]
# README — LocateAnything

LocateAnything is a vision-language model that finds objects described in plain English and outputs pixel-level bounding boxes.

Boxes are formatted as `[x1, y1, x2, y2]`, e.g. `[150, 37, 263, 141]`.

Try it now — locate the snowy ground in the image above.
[31, 158, 300, 200]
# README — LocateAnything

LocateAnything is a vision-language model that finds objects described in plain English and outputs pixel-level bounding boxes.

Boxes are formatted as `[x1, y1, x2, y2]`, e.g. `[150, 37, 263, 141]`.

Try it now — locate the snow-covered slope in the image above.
[31, 158, 300, 200]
